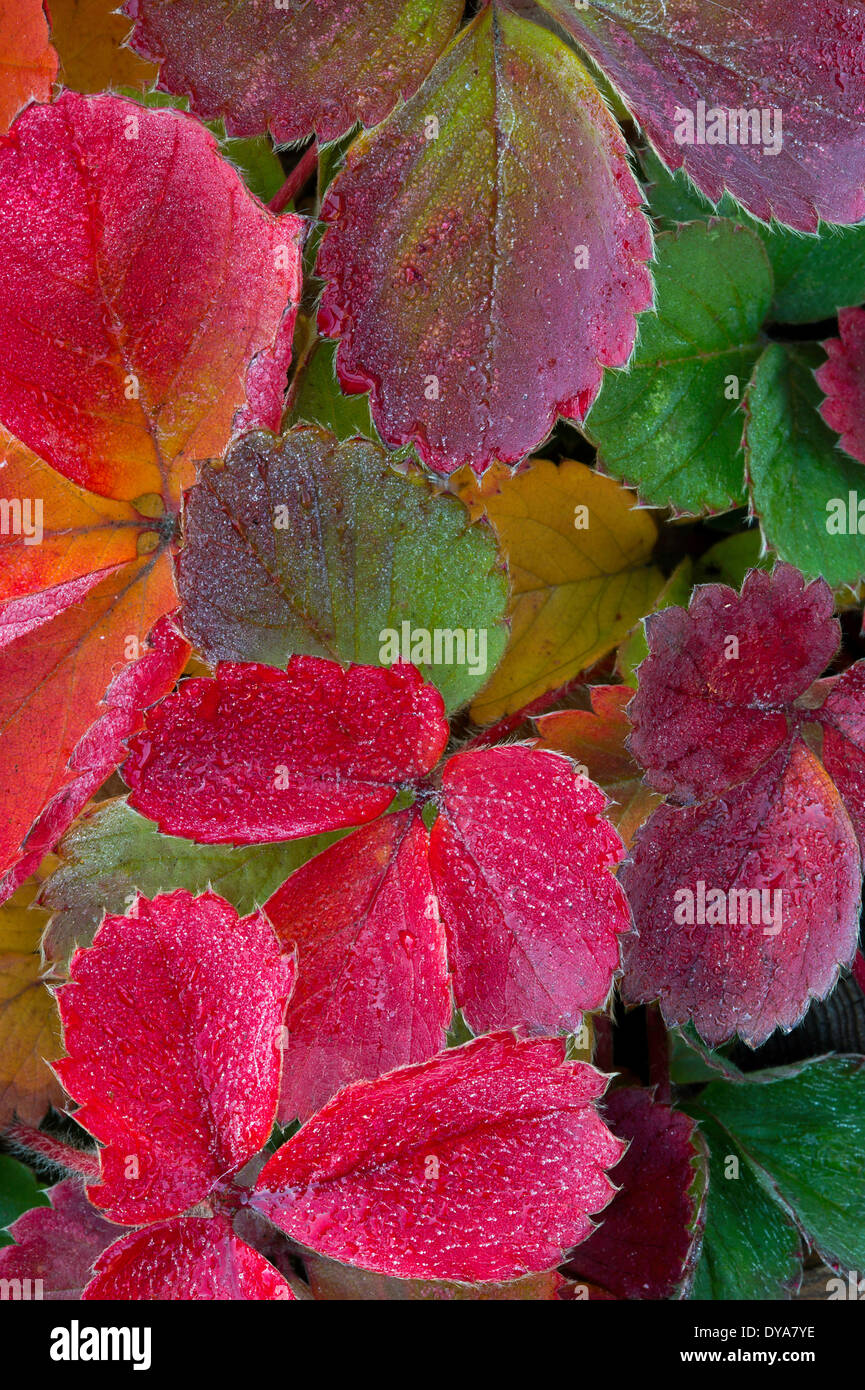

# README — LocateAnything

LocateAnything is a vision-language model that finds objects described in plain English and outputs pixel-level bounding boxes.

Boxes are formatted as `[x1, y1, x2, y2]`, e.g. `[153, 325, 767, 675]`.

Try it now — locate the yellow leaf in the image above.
[48, 0, 158, 94]
[455, 458, 663, 724]
[0, 884, 62, 1125]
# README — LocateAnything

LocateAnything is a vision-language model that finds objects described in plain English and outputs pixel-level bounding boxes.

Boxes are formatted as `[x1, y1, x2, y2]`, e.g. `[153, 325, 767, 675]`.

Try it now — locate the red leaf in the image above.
[124, 0, 463, 143]
[628, 565, 838, 802]
[539, 0, 865, 230]
[0, 556, 181, 897]
[264, 810, 450, 1121]
[565, 1088, 707, 1300]
[0, 612, 189, 903]
[819, 660, 865, 854]
[0, 1178, 125, 1300]
[428, 746, 629, 1033]
[817, 306, 865, 465]
[621, 739, 861, 1047]
[55, 890, 295, 1225]
[82, 1215, 295, 1300]
[316, 4, 652, 474]
[124, 657, 449, 843]
[252, 1032, 624, 1284]
[0, 91, 303, 502]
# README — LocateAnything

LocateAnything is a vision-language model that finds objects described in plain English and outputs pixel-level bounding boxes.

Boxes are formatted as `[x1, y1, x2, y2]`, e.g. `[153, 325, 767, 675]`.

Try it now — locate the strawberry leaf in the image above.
[429, 746, 629, 1034]
[55, 890, 295, 1224]
[124, 658, 449, 843]
[125, 0, 463, 144]
[535, 686, 663, 847]
[585, 221, 771, 514]
[0, 1177, 125, 1300]
[316, 5, 653, 474]
[178, 425, 508, 713]
[41, 799, 339, 965]
[49, 0, 157, 93]
[82, 1215, 295, 1300]
[538, 0, 865, 229]
[303, 1252, 563, 1301]
[565, 1088, 708, 1300]
[683, 1113, 802, 1300]
[0, 882, 62, 1124]
[641, 146, 865, 325]
[820, 660, 865, 854]
[689, 1057, 865, 1271]
[0, 92, 303, 503]
[0, 611, 190, 903]
[265, 810, 449, 1122]
[816, 306, 865, 465]
[455, 457, 663, 724]
[627, 564, 839, 802]
[621, 739, 861, 1047]
[744, 343, 865, 588]
[0, 91, 302, 887]
[252, 1033, 623, 1283]
[0, 0, 56, 133]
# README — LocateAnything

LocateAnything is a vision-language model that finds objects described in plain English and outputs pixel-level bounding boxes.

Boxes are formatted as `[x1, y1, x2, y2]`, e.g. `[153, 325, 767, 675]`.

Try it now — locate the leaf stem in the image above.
[4, 1123, 100, 1179]
[268, 142, 319, 215]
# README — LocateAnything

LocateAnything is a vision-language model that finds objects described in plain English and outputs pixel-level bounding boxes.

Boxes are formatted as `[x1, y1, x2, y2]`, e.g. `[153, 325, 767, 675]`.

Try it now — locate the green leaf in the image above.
[694, 530, 769, 588]
[289, 338, 378, 442]
[684, 1114, 802, 1300]
[41, 798, 340, 964]
[616, 557, 693, 687]
[586, 221, 771, 514]
[691, 1056, 865, 1271]
[743, 342, 865, 587]
[641, 148, 865, 324]
[0, 1155, 48, 1247]
[178, 425, 509, 713]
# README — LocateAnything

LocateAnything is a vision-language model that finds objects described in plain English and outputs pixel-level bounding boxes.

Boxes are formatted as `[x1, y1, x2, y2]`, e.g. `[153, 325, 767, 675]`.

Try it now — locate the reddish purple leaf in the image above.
[0, 1178, 124, 1300]
[819, 660, 865, 854]
[428, 746, 629, 1034]
[628, 565, 838, 802]
[0, 613, 190, 904]
[566, 1087, 707, 1300]
[82, 1215, 295, 1300]
[264, 809, 450, 1121]
[538, 0, 865, 230]
[252, 1032, 624, 1284]
[621, 739, 861, 1047]
[817, 306, 865, 465]
[124, 657, 449, 843]
[55, 890, 295, 1225]
[316, 4, 653, 474]
[125, 0, 463, 144]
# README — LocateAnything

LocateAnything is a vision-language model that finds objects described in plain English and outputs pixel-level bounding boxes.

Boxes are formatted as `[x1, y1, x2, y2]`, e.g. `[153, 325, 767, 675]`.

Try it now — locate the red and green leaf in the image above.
[0, 1177, 124, 1300]
[538, 0, 865, 230]
[316, 4, 653, 474]
[125, 0, 463, 144]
